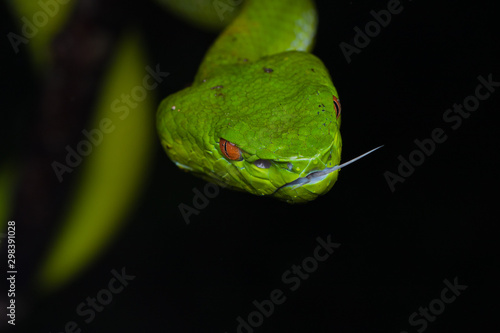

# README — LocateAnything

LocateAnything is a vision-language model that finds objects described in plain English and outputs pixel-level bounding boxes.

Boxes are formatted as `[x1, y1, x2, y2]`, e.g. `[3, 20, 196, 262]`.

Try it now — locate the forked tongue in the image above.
[327, 145, 384, 173]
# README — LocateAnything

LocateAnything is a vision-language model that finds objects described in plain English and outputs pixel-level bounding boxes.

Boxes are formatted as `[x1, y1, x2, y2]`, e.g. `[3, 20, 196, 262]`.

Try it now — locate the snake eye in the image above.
[219, 138, 242, 161]
[333, 95, 341, 118]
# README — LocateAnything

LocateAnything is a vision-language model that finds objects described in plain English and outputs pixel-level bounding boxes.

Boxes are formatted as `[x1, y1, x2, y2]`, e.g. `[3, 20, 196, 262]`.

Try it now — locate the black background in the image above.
[1, 0, 499, 332]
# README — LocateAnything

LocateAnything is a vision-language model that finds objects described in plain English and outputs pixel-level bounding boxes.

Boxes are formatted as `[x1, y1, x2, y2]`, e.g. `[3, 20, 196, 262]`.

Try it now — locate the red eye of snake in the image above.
[333, 95, 341, 118]
[219, 138, 242, 161]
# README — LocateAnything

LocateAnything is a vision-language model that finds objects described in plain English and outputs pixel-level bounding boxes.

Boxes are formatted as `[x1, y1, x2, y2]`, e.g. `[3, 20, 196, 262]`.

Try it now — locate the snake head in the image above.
[157, 51, 345, 203]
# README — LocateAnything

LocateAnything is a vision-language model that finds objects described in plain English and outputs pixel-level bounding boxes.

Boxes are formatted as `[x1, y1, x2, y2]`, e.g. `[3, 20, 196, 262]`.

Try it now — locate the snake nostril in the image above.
[254, 159, 272, 169]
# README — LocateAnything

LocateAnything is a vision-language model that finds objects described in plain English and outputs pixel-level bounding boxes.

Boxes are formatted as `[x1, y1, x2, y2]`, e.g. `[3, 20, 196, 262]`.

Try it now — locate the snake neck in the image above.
[195, 0, 317, 82]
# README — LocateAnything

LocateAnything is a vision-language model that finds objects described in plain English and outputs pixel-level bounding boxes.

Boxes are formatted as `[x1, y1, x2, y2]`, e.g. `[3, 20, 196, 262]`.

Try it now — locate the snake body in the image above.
[157, 0, 342, 203]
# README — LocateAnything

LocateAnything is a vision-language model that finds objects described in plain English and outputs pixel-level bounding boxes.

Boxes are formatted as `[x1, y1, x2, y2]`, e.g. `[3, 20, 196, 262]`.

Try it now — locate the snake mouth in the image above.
[276, 167, 336, 191]
[275, 145, 384, 193]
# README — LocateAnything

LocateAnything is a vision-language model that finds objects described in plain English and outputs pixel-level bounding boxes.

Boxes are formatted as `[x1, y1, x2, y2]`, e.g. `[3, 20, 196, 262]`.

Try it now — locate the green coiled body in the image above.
[157, 0, 342, 203]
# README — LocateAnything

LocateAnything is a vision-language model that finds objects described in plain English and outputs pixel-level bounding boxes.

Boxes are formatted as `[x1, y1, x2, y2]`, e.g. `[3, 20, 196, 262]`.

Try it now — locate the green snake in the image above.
[157, 0, 379, 203]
